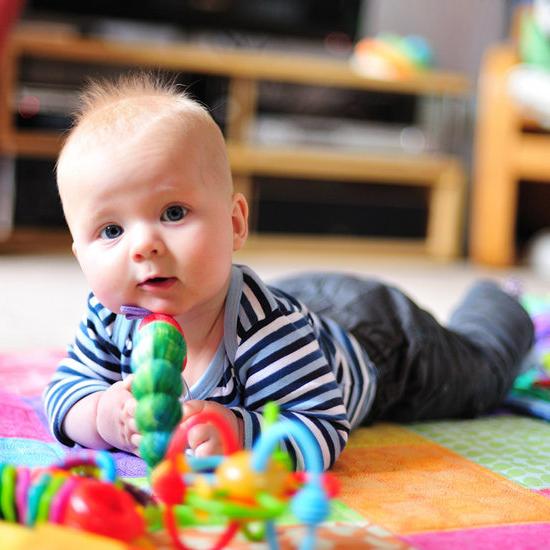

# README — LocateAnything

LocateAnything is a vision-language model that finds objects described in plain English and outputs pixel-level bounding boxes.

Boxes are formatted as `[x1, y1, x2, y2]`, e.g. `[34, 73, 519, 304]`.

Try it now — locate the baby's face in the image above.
[58, 121, 247, 323]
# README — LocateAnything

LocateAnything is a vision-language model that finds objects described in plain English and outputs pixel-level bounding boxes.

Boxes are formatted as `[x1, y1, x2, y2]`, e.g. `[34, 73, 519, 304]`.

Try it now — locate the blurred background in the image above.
[0, 0, 549, 350]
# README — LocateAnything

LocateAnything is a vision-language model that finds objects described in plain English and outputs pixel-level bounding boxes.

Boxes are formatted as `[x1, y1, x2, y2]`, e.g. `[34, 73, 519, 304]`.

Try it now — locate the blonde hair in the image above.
[78, 73, 180, 117]
[57, 72, 232, 191]
[62, 72, 215, 144]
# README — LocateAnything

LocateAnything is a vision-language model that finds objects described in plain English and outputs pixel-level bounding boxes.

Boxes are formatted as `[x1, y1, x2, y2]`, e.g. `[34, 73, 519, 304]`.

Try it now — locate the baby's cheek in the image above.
[77, 250, 127, 312]
[87, 270, 125, 312]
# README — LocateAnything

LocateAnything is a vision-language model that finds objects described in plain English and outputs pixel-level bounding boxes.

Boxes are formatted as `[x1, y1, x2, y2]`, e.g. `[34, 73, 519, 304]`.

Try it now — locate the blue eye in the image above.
[100, 224, 124, 240]
[161, 205, 187, 222]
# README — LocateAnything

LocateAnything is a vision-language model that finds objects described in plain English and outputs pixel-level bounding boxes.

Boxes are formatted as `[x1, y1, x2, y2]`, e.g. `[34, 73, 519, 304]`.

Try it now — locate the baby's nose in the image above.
[131, 227, 165, 261]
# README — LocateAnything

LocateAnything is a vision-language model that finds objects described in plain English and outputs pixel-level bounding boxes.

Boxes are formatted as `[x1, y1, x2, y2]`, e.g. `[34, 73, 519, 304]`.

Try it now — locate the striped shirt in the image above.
[44, 264, 376, 469]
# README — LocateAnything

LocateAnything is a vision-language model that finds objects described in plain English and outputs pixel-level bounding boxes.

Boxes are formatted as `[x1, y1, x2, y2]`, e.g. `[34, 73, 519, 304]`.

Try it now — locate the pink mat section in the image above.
[0, 350, 148, 477]
[0, 391, 52, 441]
[403, 523, 550, 550]
[0, 349, 64, 396]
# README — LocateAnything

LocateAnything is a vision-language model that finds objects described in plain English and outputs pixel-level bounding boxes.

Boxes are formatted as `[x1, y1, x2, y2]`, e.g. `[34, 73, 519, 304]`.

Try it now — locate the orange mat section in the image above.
[333, 423, 550, 534]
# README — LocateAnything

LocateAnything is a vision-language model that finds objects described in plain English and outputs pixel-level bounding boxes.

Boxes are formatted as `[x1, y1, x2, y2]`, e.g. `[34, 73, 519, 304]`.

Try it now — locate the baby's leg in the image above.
[443, 280, 535, 412]
[272, 274, 534, 423]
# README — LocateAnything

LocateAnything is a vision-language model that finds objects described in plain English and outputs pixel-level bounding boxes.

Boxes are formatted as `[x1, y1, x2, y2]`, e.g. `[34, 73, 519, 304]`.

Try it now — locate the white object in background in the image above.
[508, 64, 550, 127]
[252, 114, 428, 154]
[529, 230, 550, 280]
[0, 157, 15, 242]
[535, 0, 550, 36]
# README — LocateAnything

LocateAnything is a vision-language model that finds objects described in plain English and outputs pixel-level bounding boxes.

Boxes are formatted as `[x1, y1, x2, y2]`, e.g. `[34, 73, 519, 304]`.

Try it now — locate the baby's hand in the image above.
[96, 376, 141, 454]
[182, 400, 242, 457]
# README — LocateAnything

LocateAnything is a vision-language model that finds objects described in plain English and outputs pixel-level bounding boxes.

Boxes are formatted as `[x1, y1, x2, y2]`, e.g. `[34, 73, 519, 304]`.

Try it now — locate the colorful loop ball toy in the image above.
[0, 449, 146, 544]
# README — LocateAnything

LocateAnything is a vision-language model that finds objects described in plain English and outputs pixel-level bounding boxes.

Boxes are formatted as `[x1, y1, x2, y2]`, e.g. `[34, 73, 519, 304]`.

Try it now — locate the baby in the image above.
[45, 73, 534, 470]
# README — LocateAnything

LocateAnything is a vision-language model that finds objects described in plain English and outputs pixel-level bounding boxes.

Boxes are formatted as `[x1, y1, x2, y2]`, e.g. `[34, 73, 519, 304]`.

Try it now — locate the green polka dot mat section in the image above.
[408, 415, 550, 490]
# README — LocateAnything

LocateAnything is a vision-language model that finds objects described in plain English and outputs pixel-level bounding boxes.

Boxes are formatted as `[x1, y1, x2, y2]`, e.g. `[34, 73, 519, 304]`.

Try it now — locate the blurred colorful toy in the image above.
[0, 404, 339, 549]
[352, 33, 433, 79]
[130, 312, 188, 468]
[519, 0, 550, 69]
[521, 293, 550, 372]
[507, 293, 550, 419]
[151, 402, 338, 550]
[508, 1, 550, 126]
[0, 449, 146, 544]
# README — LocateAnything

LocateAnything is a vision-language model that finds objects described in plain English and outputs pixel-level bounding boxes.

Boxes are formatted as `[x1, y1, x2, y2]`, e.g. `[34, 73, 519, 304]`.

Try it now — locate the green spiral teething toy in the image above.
[130, 313, 188, 468]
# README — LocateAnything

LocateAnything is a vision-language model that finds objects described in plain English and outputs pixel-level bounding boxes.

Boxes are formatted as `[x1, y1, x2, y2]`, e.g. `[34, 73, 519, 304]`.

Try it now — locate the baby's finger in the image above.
[120, 375, 134, 390]
[130, 433, 142, 449]
[127, 417, 138, 434]
[194, 437, 223, 458]
[186, 423, 211, 451]
[123, 397, 137, 418]
[183, 400, 206, 419]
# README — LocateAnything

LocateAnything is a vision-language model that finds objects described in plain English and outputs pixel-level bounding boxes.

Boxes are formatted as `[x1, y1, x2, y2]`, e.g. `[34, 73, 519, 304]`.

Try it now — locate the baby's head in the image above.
[57, 73, 248, 319]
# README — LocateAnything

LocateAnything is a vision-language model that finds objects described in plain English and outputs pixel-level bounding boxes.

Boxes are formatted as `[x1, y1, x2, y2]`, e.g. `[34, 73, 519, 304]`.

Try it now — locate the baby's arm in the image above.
[44, 293, 134, 450]
[230, 312, 351, 470]
[62, 392, 107, 449]
[63, 377, 140, 453]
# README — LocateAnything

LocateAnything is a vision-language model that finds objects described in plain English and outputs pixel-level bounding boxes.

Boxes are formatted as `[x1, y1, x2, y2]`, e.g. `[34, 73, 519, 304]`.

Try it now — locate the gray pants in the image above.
[272, 274, 534, 423]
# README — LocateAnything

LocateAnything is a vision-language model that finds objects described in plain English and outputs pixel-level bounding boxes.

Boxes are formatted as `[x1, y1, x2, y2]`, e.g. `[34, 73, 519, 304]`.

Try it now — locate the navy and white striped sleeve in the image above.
[229, 308, 351, 471]
[43, 293, 123, 446]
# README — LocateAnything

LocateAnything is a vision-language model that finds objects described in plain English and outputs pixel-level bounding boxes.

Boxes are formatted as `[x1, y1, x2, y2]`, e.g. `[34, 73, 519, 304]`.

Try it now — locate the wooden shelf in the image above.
[6, 131, 461, 184]
[0, 228, 72, 254]
[0, 27, 470, 259]
[241, 234, 427, 257]
[10, 28, 470, 96]
[227, 143, 461, 185]
[471, 43, 550, 266]
[3, 130, 64, 157]
[1, 228, 428, 258]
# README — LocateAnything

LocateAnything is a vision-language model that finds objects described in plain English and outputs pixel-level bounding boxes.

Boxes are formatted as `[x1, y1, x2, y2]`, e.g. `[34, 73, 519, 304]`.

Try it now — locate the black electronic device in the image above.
[24, 0, 362, 45]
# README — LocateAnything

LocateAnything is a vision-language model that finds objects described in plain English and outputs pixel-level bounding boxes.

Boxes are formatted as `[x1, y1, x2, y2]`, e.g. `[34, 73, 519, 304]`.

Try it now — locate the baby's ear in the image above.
[71, 242, 78, 259]
[231, 193, 249, 251]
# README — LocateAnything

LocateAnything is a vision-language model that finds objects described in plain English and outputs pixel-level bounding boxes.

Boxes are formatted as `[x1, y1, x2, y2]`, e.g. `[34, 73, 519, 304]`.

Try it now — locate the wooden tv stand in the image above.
[0, 26, 469, 258]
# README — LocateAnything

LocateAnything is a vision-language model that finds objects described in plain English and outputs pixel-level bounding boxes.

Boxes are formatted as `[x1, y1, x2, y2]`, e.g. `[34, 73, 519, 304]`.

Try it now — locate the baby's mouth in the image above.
[138, 276, 177, 289]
